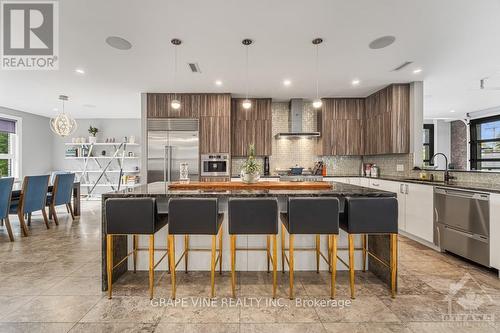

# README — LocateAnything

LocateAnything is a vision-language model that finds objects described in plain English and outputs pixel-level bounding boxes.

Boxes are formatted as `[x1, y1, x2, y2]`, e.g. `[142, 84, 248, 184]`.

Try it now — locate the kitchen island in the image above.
[101, 181, 397, 292]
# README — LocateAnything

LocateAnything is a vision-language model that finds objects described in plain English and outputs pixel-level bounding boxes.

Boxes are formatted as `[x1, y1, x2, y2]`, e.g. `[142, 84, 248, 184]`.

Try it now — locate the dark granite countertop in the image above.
[325, 175, 500, 194]
[104, 181, 396, 198]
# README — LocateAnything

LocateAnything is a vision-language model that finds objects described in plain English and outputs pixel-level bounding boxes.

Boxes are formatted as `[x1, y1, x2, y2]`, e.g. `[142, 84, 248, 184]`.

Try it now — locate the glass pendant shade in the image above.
[171, 99, 181, 109]
[50, 95, 77, 137]
[312, 99, 323, 109]
[242, 99, 252, 109]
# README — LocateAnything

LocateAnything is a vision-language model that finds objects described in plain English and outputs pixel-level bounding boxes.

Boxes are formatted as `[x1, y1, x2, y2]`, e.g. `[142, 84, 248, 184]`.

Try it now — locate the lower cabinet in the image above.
[490, 193, 500, 271]
[402, 183, 434, 243]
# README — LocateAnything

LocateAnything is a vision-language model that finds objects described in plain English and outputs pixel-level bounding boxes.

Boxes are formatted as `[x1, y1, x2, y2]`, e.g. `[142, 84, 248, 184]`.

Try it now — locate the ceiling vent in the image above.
[392, 61, 413, 71]
[188, 63, 201, 73]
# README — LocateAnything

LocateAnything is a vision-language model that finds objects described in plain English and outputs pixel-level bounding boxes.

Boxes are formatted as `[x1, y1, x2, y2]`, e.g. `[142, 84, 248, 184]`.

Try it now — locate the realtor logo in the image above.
[1, 1, 59, 70]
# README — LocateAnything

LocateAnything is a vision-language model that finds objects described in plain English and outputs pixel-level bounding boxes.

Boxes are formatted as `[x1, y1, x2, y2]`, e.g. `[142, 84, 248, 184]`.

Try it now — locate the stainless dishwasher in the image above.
[434, 187, 490, 266]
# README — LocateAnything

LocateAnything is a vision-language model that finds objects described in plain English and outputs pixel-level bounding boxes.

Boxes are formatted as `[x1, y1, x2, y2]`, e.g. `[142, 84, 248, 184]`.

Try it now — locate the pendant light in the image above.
[50, 95, 77, 137]
[242, 38, 253, 109]
[171, 38, 182, 110]
[312, 38, 323, 109]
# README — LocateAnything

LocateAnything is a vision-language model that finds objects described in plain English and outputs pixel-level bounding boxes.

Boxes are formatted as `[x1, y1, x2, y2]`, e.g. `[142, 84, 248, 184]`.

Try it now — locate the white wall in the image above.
[0, 106, 54, 177]
[434, 120, 451, 169]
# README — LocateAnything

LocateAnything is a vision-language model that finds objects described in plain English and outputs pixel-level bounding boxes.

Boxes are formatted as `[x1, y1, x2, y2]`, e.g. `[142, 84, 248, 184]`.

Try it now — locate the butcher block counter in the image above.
[168, 180, 333, 190]
[101, 181, 396, 292]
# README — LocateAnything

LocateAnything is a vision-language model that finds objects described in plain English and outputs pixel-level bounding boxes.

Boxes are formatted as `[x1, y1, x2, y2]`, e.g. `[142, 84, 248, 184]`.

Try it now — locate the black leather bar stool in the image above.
[280, 197, 340, 299]
[340, 197, 398, 299]
[168, 198, 223, 299]
[105, 198, 169, 300]
[228, 198, 278, 298]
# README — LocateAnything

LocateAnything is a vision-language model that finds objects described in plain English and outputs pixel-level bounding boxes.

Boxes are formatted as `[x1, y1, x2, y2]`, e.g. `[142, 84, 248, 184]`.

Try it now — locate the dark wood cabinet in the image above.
[231, 98, 272, 156]
[321, 98, 365, 156]
[364, 84, 410, 155]
[146, 93, 231, 154]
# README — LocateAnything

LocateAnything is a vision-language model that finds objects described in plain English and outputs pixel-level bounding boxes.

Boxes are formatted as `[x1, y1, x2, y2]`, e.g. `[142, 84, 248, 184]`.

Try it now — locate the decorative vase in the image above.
[240, 170, 260, 184]
[88, 136, 97, 144]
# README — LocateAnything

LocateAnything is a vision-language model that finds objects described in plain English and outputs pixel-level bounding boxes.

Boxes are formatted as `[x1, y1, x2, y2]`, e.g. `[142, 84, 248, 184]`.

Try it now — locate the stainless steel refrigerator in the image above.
[147, 118, 199, 183]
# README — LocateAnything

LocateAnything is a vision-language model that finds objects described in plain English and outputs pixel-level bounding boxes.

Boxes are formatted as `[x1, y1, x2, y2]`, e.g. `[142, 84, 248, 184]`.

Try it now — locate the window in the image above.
[470, 115, 500, 170]
[423, 124, 434, 166]
[0, 117, 18, 177]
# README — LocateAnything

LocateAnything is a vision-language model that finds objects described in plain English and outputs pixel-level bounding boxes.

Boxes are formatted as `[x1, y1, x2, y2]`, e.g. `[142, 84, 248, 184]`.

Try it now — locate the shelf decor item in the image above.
[240, 144, 261, 183]
[50, 95, 78, 137]
[88, 125, 98, 144]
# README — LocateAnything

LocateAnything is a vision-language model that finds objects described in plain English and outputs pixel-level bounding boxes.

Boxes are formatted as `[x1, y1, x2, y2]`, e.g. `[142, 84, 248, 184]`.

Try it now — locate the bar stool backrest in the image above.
[345, 197, 398, 234]
[168, 198, 219, 235]
[106, 198, 158, 235]
[288, 197, 340, 234]
[0, 177, 14, 219]
[52, 173, 75, 206]
[21, 175, 50, 214]
[228, 198, 278, 235]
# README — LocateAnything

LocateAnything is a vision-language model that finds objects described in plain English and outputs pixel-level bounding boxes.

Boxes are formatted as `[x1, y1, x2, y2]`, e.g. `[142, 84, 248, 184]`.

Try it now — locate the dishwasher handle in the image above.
[435, 187, 489, 201]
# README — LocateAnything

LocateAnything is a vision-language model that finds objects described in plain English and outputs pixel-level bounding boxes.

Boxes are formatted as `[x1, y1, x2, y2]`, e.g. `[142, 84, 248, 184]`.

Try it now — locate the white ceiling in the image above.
[1, 0, 500, 119]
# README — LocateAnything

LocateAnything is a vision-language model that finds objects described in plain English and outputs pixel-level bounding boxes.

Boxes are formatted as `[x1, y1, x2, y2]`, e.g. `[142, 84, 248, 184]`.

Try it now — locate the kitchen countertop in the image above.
[105, 181, 396, 198]
[325, 175, 500, 194]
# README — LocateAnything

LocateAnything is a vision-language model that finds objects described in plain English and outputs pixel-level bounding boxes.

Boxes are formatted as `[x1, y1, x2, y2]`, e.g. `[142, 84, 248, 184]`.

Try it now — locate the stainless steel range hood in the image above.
[275, 99, 320, 138]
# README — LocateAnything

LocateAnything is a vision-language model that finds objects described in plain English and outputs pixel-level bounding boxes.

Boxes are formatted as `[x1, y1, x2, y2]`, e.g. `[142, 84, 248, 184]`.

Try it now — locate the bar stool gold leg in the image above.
[106, 234, 113, 299]
[211, 235, 216, 298]
[315, 234, 320, 273]
[327, 235, 331, 273]
[390, 234, 398, 298]
[281, 224, 286, 273]
[230, 235, 236, 298]
[267, 235, 271, 273]
[348, 234, 355, 299]
[167, 232, 171, 274]
[169, 235, 176, 299]
[289, 234, 295, 300]
[362, 234, 367, 272]
[133, 235, 138, 273]
[219, 224, 223, 275]
[184, 235, 189, 273]
[330, 234, 337, 299]
[149, 235, 154, 300]
[272, 234, 277, 299]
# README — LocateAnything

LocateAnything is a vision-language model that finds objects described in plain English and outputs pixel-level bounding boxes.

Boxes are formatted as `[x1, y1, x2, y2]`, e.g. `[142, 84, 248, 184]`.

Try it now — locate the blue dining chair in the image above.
[0, 177, 15, 241]
[47, 173, 76, 224]
[10, 175, 50, 236]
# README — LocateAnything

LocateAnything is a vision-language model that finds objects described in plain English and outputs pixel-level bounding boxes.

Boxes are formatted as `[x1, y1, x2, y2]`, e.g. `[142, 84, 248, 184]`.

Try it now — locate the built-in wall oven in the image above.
[201, 154, 230, 177]
[434, 187, 490, 266]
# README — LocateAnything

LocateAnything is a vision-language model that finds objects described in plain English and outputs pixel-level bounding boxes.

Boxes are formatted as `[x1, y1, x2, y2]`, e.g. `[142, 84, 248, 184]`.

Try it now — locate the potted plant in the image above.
[240, 144, 261, 183]
[88, 125, 98, 144]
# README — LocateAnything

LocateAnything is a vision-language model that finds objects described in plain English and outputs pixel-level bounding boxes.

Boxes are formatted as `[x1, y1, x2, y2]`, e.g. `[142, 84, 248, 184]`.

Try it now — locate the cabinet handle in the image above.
[399, 184, 404, 194]
[405, 184, 409, 194]
[372, 182, 379, 187]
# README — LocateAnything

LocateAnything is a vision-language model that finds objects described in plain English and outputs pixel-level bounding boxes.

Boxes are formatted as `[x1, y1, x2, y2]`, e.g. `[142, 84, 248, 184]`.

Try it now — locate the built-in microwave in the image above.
[201, 154, 230, 177]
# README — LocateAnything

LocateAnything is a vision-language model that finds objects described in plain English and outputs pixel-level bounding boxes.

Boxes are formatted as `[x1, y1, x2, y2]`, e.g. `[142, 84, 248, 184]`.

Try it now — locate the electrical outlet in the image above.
[396, 164, 404, 172]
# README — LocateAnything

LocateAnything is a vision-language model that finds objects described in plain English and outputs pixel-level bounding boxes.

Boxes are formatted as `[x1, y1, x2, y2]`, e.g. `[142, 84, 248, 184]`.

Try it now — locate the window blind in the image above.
[0, 118, 16, 134]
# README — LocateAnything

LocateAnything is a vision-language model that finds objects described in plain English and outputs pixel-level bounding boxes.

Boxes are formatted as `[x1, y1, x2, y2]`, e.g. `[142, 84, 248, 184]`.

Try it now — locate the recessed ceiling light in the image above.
[352, 79, 360, 86]
[450, 110, 456, 113]
[368, 35, 396, 49]
[53, 108, 58, 111]
[105, 36, 132, 50]
[215, 80, 223, 86]
[413, 68, 422, 74]
[75, 68, 85, 74]
[283, 79, 292, 86]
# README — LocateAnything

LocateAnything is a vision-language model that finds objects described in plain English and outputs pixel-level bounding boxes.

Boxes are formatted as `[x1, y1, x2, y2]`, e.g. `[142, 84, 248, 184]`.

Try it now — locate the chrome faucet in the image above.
[430, 153, 454, 184]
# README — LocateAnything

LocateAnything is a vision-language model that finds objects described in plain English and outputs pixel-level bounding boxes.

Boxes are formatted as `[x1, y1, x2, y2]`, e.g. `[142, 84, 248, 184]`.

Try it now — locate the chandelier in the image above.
[50, 95, 77, 137]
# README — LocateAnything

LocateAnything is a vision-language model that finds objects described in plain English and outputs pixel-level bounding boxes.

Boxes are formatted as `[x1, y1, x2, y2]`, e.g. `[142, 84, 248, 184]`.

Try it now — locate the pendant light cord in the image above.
[315, 43, 319, 100]
[245, 44, 249, 99]
[174, 45, 177, 100]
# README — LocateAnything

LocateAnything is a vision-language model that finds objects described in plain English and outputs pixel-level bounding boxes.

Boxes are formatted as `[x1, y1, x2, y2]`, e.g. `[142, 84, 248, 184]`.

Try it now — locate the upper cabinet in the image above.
[321, 98, 365, 156]
[146, 93, 231, 153]
[231, 98, 272, 156]
[364, 84, 410, 155]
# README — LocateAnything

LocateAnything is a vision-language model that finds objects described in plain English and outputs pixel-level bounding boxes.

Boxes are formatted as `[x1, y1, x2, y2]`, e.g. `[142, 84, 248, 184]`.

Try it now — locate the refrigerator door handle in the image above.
[165, 145, 172, 183]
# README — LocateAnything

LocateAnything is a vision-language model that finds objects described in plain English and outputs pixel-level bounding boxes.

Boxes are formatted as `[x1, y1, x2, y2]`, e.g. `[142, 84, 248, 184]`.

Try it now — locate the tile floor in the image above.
[0, 201, 499, 332]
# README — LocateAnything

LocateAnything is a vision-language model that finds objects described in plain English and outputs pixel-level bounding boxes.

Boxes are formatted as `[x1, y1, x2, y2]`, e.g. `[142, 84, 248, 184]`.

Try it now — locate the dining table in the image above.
[10, 181, 81, 216]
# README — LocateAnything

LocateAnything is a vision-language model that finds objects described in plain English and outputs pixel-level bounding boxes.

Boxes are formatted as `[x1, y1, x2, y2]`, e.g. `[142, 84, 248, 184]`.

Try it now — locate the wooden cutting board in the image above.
[168, 181, 332, 190]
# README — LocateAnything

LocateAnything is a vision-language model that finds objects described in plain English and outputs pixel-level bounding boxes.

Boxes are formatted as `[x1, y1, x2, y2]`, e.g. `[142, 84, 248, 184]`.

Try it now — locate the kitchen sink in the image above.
[404, 178, 445, 184]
